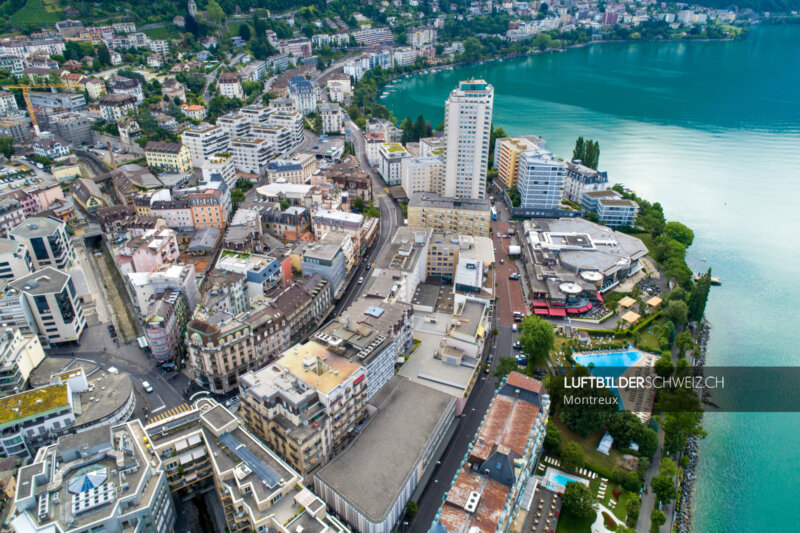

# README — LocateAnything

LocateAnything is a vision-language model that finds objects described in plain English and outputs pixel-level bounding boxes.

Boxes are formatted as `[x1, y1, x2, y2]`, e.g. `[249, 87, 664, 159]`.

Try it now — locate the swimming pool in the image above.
[542, 467, 589, 492]
[572, 349, 643, 409]
[573, 350, 642, 369]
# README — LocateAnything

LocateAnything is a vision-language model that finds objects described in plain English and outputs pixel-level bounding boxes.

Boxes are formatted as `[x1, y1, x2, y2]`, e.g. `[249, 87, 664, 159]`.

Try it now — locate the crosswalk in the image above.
[148, 402, 191, 424]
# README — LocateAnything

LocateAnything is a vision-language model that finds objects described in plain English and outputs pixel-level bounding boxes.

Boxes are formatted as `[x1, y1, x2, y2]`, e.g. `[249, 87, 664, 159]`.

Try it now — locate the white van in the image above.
[512, 324, 518, 332]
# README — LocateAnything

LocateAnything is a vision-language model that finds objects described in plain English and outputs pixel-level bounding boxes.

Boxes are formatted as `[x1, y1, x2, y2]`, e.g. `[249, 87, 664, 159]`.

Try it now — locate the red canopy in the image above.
[567, 308, 580, 314]
[549, 308, 567, 317]
[596, 291, 604, 303]
[532, 301, 548, 307]
[534, 308, 549, 315]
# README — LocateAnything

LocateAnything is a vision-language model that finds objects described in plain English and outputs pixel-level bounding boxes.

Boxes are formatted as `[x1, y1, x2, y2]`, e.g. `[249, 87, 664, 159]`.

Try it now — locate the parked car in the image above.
[225, 396, 240, 407]
[512, 324, 518, 332]
[358, 276, 365, 284]
[142, 381, 153, 393]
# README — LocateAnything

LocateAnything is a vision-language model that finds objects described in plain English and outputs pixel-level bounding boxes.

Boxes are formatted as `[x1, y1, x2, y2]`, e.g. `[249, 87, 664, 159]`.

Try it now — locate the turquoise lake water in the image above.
[385, 25, 800, 532]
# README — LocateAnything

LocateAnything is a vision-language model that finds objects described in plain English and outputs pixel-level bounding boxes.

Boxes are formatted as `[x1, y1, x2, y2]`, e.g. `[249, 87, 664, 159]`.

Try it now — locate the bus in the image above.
[491, 207, 498, 221]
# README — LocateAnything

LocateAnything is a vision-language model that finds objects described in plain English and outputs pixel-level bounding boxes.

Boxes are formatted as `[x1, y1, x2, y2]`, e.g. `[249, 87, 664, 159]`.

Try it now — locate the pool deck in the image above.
[574, 349, 657, 422]
[617, 351, 656, 422]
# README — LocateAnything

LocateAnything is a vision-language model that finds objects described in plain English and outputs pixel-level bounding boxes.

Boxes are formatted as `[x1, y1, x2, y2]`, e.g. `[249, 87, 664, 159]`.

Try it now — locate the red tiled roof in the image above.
[505, 372, 543, 394]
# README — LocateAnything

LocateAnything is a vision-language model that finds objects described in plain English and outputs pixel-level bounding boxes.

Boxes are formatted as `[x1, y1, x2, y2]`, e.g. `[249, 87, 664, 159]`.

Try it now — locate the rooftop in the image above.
[10, 267, 69, 296]
[277, 341, 362, 395]
[315, 376, 454, 522]
[409, 193, 491, 212]
[9, 216, 62, 238]
[0, 384, 69, 427]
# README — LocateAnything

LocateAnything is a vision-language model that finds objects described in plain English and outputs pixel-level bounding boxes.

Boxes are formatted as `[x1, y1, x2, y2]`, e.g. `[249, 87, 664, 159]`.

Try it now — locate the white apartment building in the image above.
[378, 143, 408, 186]
[0, 327, 45, 396]
[230, 136, 274, 175]
[252, 125, 293, 155]
[9, 216, 75, 270]
[201, 153, 237, 192]
[217, 111, 251, 139]
[517, 148, 566, 213]
[181, 124, 230, 167]
[240, 103, 272, 127]
[218, 72, 244, 99]
[267, 112, 304, 148]
[319, 102, 343, 133]
[11, 420, 175, 533]
[326, 74, 352, 104]
[0, 238, 33, 280]
[443, 79, 494, 199]
[401, 156, 444, 196]
[10, 268, 86, 345]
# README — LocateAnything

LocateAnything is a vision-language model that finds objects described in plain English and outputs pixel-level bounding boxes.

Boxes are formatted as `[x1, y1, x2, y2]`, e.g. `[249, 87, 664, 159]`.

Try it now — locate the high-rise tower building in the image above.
[442, 79, 494, 199]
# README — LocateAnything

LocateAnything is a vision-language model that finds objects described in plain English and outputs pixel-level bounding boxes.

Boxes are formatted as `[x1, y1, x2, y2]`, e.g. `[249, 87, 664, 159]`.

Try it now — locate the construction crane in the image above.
[1, 83, 83, 133]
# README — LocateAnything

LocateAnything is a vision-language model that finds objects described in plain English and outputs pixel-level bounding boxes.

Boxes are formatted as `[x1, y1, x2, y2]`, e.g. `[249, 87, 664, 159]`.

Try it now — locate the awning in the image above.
[549, 308, 567, 317]
[567, 308, 580, 314]
[534, 308, 549, 315]
[596, 292, 604, 303]
[532, 301, 548, 307]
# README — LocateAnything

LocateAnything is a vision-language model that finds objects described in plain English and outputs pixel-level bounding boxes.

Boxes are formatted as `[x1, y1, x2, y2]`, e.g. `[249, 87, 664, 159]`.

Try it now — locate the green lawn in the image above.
[226, 21, 253, 37]
[555, 512, 595, 533]
[11, 0, 62, 27]
[638, 317, 665, 353]
[552, 414, 622, 475]
[144, 25, 180, 40]
[630, 232, 656, 256]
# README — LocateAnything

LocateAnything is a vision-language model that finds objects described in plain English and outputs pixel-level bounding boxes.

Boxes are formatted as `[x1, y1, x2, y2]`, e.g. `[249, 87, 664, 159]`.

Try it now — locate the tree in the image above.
[650, 474, 676, 503]
[562, 482, 596, 520]
[518, 315, 554, 365]
[279, 199, 290, 210]
[231, 188, 245, 206]
[654, 354, 674, 378]
[675, 330, 694, 352]
[462, 37, 484, 61]
[651, 509, 667, 527]
[543, 421, 561, 454]
[560, 441, 584, 472]
[638, 428, 658, 458]
[493, 357, 520, 379]
[606, 411, 644, 447]
[688, 269, 711, 322]
[351, 196, 366, 212]
[97, 42, 111, 67]
[663, 221, 694, 247]
[572, 136, 584, 161]
[405, 501, 418, 517]
[207, 0, 226, 26]
[663, 300, 689, 325]
[621, 470, 642, 492]
[239, 23, 252, 42]
[0, 137, 15, 158]
[558, 367, 618, 437]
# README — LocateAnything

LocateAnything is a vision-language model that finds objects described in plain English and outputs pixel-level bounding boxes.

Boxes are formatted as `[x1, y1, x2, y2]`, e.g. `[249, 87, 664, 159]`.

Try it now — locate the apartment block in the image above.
[0, 327, 45, 397]
[378, 143, 408, 186]
[266, 152, 318, 184]
[218, 71, 244, 100]
[302, 242, 347, 297]
[432, 373, 549, 533]
[443, 80, 494, 199]
[401, 156, 444, 196]
[145, 141, 192, 173]
[0, 238, 33, 280]
[564, 160, 609, 203]
[218, 111, 252, 139]
[407, 194, 491, 238]
[11, 421, 175, 533]
[231, 136, 274, 175]
[181, 124, 230, 168]
[239, 340, 368, 474]
[10, 268, 86, 345]
[142, 398, 346, 533]
[10, 216, 75, 270]
[188, 188, 226, 231]
[494, 136, 546, 190]
[319, 102, 343, 133]
[517, 148, 565, 213]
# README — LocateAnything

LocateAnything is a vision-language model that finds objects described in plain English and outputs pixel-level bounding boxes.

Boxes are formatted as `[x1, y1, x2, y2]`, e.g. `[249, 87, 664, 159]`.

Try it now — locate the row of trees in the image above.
[572, 136, 600, 169]
[399, 115, 434, 143]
